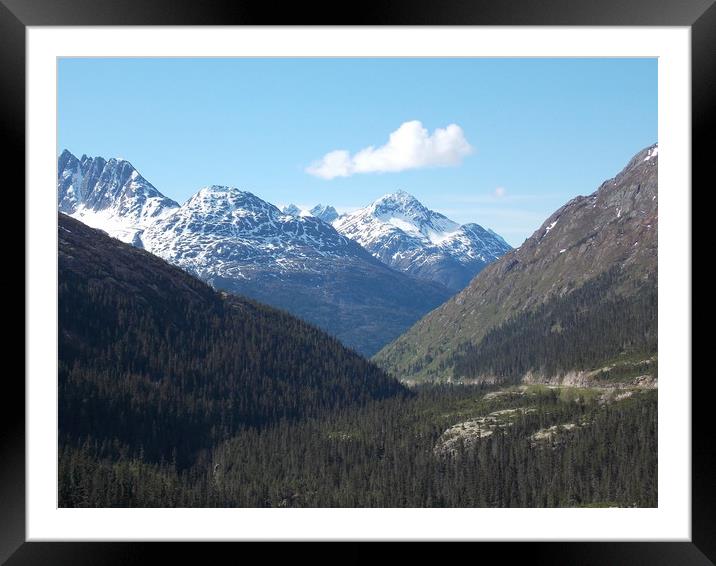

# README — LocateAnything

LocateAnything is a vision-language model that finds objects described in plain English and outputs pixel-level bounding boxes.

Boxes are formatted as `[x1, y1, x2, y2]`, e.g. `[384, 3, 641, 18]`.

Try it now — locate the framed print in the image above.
[6, 0, 712, 563]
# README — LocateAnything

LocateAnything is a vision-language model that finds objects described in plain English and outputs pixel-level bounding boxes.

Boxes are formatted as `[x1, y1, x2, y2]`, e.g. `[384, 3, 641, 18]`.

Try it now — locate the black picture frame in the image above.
[6, 0, 710, 563]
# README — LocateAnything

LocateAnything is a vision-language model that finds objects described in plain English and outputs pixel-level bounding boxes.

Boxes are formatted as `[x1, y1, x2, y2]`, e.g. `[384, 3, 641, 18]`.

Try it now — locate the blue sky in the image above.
[58, 58, 657, 246]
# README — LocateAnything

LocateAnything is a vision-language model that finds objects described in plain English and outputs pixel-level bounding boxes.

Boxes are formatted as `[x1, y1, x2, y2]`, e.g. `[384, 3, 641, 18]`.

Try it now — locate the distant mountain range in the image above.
[279, 192, 512, 291]
[310, 204, 339, 223]
[374, 144, 658, 384]
[60, 151, 512, 355]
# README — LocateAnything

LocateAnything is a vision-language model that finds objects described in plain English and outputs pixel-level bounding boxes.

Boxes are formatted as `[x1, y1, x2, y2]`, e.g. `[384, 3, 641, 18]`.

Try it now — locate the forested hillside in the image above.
[375, 144, 658, 383]
[59, 214, 405, 469]
[450, 267, 657, 381]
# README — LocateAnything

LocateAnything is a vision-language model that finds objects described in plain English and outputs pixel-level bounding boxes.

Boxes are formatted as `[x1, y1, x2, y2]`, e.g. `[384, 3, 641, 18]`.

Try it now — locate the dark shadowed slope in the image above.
[59, 214, 406, 468]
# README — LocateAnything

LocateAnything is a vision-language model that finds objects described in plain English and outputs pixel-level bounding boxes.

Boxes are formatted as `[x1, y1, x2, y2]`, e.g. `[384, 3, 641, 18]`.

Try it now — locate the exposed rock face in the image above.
[521, 367, 658, 389]
[375, 144, 658, 382]
[433, 408, 535, 456]
[530, 423, 583, 448]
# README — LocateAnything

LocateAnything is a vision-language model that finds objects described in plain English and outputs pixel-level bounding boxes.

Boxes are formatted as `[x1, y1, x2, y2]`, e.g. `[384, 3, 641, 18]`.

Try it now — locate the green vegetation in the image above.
[450, 268, 657, 382]
[59, 215, 405, 470]
[60, 385, 657, 507]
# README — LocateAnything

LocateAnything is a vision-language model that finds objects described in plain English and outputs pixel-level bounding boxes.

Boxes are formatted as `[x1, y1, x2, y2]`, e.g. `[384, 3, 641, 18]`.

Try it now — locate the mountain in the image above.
[141, 185, 375, 278]
[375, 144, 658, 384]
[57, 150, 179, 246]
[57, 151, 452, 356]
[281, 203, 311, 217]
[59, 213, 406, 468]
[333, 190, 512, 291]
[140, 186, 452, 356]
[310, 204, 339, 223]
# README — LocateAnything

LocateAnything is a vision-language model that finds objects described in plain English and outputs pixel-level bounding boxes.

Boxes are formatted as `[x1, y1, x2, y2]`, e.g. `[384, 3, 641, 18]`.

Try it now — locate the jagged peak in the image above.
[105, 156, 134, 167]
[60, 152, 147, 182]
[309, 204, 339, 223]
[59, 150, 143, 169]
[58, 150, 161, 191]
[281, 203, 306, 216]
[58, 149, 80, 171]
[310, 203, 337, 214]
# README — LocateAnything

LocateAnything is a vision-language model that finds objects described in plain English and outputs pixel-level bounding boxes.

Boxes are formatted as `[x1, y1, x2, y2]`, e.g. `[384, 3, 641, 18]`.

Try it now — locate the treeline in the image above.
[59, 214, 405, 469]
[59, 386, 657, 507]
[451, 267, 657, 380]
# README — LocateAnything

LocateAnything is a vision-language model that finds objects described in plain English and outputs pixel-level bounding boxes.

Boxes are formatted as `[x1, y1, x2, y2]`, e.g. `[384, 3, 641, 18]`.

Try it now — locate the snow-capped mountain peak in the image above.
[333, 191, 511, 291]
[309, 204, 339, 224]
[141, 186, 371, 282]
[370, 190, 427, 218]
[364, 190, 461, 243]
[57, 150, 179, 245]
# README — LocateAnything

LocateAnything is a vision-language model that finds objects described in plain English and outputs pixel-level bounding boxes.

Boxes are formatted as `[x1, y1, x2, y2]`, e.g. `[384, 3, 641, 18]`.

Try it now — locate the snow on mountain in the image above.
[310, 204, 339, 224]
[332, 190, 512, 291]
[281, 203, 313, 217]
[56, 152, 453, 355]
[138, 185, 451, 355]
[142, 186, 366, 278]
[57, 150, 179, 245]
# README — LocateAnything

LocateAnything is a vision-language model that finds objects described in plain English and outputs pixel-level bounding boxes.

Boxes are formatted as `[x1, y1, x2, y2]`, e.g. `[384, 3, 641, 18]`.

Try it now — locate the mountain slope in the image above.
[374, 144, 658, 383]
[333, 190, 512, 291]
[59, 213, 406, 468]
[139, 186, 452, 356]
[57, 150, 179, 245]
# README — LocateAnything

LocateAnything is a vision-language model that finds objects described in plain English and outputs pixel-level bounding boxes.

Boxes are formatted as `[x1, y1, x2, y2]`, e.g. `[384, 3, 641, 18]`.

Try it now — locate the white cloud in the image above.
[306, 120, 473, 180]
